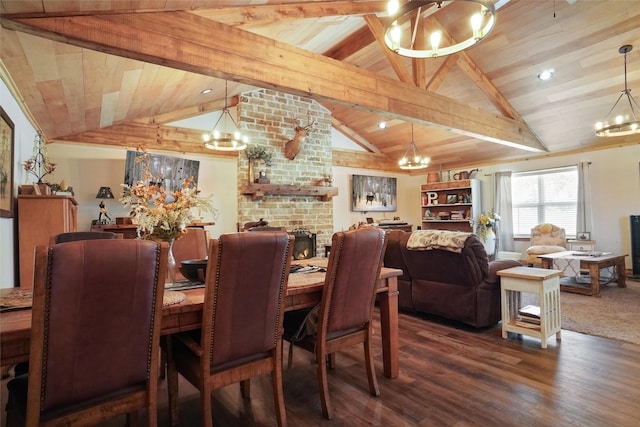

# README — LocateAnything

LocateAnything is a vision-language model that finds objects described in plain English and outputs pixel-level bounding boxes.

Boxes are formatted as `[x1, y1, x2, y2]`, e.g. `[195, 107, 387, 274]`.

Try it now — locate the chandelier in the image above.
[202, 81, 248, 151]
[595, 45, 640, 137]
[384, 0, 496, 59]
[399, 124, 430, 170]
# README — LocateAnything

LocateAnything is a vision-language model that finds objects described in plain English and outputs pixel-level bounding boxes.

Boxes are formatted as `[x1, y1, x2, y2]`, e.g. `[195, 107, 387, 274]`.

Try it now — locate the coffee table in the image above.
[538, 251, 627, 297]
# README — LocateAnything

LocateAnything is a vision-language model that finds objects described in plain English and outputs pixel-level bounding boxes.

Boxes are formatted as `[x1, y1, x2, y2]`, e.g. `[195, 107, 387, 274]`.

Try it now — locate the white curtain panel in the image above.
[495, 171, 514, 252]
[576, 162, 593, 238]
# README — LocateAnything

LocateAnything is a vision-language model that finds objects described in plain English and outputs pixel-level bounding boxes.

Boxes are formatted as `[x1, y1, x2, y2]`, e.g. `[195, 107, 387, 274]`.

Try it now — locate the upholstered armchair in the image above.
[525, 223, 566, 266]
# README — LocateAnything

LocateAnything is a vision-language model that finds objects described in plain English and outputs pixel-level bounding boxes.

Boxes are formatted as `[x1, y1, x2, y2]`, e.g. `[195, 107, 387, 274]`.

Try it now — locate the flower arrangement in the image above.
[245, 144, 273, 166]
[120, 149, 216, 242]
[476, 211, 500, 241]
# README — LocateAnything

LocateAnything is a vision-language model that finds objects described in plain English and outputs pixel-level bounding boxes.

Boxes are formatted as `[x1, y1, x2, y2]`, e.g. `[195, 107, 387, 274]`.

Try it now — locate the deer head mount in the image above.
[284, 116, 316, 160]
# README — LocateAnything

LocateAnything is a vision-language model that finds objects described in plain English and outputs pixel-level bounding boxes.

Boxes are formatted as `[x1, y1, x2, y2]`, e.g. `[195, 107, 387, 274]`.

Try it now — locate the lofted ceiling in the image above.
[0, 0, 639, 173]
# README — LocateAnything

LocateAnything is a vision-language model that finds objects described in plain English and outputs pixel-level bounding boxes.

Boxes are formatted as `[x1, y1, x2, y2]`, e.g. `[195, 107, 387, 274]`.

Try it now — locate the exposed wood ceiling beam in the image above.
[331, 148, 396, 171]
[2, 11, 546, 152]
[323, 24, 373, 60]
[455, 50, 524, 122]
[425, 55, 458, 92]
[133, 96, 238, 125]
[194, 1, 389, 25]
[363, 14, 414, 85]
[54, 122, 238, 158]
[331, 117, 381, 153]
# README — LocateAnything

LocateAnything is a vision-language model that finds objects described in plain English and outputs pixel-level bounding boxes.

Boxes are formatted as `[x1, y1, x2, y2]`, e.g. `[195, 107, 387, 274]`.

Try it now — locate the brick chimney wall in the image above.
[237, 89, 334, 249]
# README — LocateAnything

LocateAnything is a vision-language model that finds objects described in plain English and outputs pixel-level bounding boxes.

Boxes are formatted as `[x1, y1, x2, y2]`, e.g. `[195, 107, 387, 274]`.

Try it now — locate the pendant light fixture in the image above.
[384, 0, 496, 59]
[203, 81, 248, 150]
[595, 45, 640, 137]
[399, 124, 430, 170]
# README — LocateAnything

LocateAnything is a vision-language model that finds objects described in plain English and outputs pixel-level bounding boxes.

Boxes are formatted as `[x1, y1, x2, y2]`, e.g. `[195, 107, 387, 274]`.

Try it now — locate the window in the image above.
[511, 166, 578, 237]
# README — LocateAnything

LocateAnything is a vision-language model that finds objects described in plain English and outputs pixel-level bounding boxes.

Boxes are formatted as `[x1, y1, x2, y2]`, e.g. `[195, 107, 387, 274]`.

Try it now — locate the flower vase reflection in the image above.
[482, 226, 496, 257]
[166, 238, 177, 286]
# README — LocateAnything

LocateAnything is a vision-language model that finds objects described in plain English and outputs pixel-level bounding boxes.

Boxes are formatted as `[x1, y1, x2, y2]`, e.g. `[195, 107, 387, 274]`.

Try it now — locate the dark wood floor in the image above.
[3, 309, 640, 426]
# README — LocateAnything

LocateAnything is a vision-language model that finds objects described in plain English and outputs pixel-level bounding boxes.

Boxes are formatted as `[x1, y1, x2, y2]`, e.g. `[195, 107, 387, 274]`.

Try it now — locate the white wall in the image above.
[0, 76, 37, 288]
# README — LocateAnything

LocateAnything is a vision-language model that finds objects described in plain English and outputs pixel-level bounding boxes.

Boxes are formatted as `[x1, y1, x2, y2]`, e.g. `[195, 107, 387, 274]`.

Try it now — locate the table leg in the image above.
[589, 263, 601, 298]
[378, 277, 399, 379]
[540, 258, 553, 269]
[616, 259, 627, 288]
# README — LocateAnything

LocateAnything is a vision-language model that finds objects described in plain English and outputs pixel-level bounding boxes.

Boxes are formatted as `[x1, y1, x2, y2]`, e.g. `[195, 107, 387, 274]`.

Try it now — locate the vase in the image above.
[166, 238, 177, 286]
[482, 226, 496, 257]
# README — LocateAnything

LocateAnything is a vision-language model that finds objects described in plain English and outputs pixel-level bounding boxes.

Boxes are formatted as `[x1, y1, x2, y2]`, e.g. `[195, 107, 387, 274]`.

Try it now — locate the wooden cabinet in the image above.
[18, 195, 78, 287]
[420, 179, 480, 233]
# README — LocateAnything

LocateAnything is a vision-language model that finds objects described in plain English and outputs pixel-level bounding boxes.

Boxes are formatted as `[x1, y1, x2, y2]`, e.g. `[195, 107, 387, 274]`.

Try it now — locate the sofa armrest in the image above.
[486, 259, 523, 284]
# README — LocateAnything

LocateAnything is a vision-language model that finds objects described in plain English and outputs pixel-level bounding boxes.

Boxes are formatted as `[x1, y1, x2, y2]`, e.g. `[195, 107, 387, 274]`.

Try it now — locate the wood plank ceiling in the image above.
[0, 0, 639, 172]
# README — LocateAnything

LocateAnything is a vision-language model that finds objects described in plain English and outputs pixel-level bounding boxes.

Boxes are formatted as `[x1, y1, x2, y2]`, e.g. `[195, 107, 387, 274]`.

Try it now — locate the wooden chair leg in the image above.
[287, 341, 294, 370]
[271, 358, 288, 427]
[240, 379, 251, 399]
[316, 350, 332, 419]
[364, 333, 380, 397]
[201, 383, 213, 427]
[159, 338, 167, 380]
[165, 338, 180, 427]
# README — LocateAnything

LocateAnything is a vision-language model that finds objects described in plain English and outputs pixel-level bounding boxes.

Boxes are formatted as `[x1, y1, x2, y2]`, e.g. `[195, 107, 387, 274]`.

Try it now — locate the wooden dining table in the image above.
[0, 265, 402, 379]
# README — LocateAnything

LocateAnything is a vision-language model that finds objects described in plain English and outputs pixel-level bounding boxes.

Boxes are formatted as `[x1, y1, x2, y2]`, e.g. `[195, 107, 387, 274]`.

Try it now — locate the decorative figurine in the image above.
[98, 200, 112, 223]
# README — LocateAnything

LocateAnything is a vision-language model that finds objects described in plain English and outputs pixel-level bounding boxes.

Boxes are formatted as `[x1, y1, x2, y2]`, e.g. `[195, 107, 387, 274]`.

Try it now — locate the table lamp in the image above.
[96, 186, 114, 224]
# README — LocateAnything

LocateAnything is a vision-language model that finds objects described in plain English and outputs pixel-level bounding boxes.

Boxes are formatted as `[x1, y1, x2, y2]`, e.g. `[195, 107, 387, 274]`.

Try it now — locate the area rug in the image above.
[523, 278, 640, 345]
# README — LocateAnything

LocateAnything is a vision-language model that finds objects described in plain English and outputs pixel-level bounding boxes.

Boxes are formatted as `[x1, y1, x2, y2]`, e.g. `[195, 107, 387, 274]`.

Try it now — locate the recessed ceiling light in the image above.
[378, 121, 387, 129]
[201, 88, 213, 94]
[538, 69, 554, 81]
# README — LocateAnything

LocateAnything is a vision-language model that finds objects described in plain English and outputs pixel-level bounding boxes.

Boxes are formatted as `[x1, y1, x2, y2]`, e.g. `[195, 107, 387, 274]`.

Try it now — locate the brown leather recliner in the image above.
[384, 230, 521, 328]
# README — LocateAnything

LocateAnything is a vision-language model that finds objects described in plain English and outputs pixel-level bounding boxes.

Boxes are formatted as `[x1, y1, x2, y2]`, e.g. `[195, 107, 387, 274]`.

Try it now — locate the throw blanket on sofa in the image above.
[406, 230, 473, 253]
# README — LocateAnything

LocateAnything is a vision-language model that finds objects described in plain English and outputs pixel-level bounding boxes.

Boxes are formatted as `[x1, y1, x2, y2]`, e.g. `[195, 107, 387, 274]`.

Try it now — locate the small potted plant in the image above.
[245, 145, 273, 183]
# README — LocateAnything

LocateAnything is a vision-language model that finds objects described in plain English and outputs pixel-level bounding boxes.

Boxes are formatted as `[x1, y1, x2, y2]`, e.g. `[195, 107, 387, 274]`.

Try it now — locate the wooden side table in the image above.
[497, 266, 563, 348]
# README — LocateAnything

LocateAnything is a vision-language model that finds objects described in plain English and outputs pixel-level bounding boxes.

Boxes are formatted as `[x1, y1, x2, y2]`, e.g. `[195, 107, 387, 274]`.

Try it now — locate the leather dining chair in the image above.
[171, 226, 209, 280]
[166, 231, 294, 427]
[5, 239, 168, 426]
[0, 230, 123, 382]
[282, 228, 387, 419]
[50, 230, 119, 244]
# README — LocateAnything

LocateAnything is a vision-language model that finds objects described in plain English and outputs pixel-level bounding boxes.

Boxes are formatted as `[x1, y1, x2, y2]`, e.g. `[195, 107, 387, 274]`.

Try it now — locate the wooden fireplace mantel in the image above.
[241, 184, 338, 201]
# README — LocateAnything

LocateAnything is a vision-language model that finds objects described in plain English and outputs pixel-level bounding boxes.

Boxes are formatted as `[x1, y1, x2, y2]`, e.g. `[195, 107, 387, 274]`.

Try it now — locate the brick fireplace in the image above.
[236, 89, 334, 250]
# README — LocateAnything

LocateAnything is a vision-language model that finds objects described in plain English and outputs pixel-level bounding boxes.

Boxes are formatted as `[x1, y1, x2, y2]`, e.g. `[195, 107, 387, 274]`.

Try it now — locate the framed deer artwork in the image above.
[351, 174, 397, 212]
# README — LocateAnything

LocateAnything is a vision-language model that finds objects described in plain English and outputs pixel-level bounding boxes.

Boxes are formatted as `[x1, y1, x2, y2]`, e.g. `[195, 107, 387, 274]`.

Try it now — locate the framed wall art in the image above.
[351, 174, 397, 212]
[577, 232, 590, 241]
[0, 107, 15, 218]
[123, 150, 200, 192]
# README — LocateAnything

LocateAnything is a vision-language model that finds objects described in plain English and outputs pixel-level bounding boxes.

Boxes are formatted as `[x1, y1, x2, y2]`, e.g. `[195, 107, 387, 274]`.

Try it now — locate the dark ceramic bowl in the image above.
[179, 259, 208, 282]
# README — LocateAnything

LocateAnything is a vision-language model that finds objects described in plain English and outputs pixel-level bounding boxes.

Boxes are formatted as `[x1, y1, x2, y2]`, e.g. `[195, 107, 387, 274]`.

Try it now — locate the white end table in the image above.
[497, 266, 563, 348]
